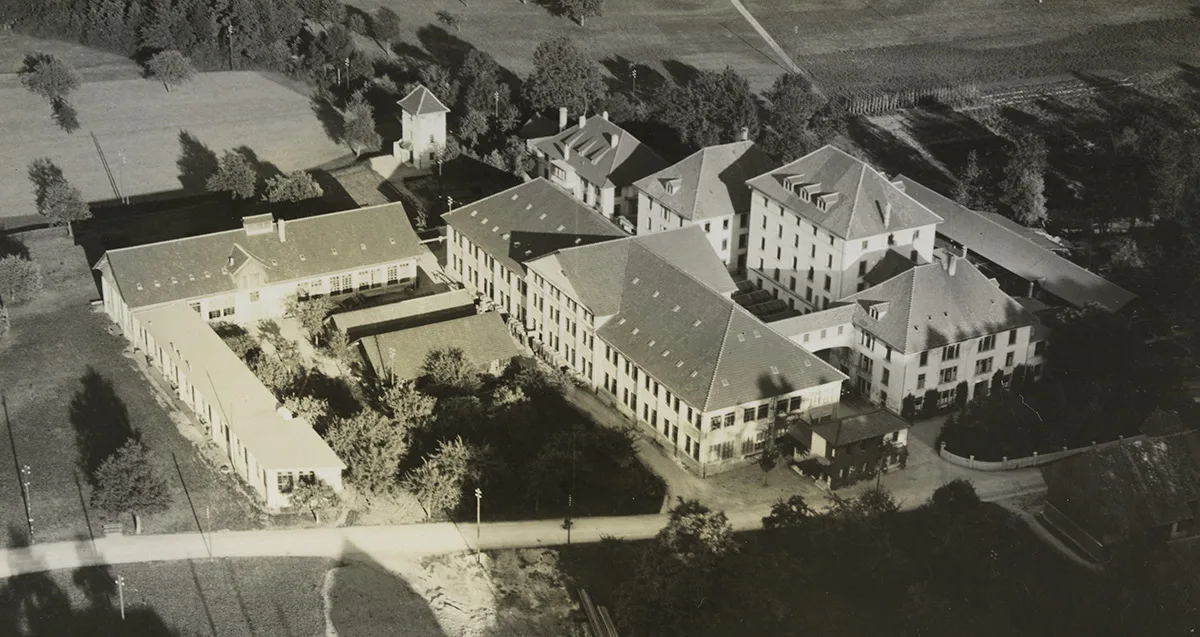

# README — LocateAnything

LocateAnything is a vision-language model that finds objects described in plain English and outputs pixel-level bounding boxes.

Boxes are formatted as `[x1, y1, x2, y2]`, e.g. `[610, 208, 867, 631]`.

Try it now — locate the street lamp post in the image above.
[115, 575, 126, 620]
[474, 488, 483, 553]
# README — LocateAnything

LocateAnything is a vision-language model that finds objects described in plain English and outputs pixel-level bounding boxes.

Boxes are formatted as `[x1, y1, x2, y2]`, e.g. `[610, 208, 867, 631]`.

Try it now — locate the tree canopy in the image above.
[999, 133, 1048, 226]
[18, 53, 80, 103]
[421, 347, 482, 395]
[90, 439, 172, 532]
[206, 150, 257, 199]
[372, 7, 401, 42]
[264, 170, 324, 202]
[402, 436, 488, 517]
[758, 72, 833, 162]
[522, 37, 607, 115]
[325, 410, 411, 493]
[0, 256, 44, 304]
[27, 158, 92, 230]
[653, 67, 758, 148]
[146, 49, 195, 91]
[343, 92, 381, 156]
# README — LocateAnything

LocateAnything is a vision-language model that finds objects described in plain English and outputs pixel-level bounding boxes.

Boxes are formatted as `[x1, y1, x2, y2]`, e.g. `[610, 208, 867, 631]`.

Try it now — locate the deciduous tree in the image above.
[288, 478, 340, 522]
[325, 410, 411, 493]
[264, 170, 324, 202]
[146, 50, 195, 91]
[342, 92, 381, 156]
[522, 37, 606, 115]
[379, 378, 437, 426]
[0, 255, 44, 304]
[653, 67, 758, 148]
[284, 295, 336, 345]
[762, 494, 815, 531]
[206, 150, 257, 199]
[90, 439, 172, 534]
[18, 53, 81, 103]
[954, 149, 987, 210]
[1000, 133, 1047, 226]
[27, 158, 92, 233]
[759, 72, 826, 162]
[558, 0, 604, 26]
[283, 394, 331, 431]
[421, 347, 482, 395]
[435, 10, 460, 33]
[657, 498, 739, 563]
[402, 436, 487, 516]
[372, 7, 401, 43]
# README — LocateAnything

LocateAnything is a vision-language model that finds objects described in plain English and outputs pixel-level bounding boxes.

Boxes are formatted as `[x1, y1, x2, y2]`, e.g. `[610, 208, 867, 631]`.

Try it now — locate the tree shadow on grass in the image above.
[599, 56, 666, 100]
[661, 59, 701, 87]
[312, 96, 346, 148]
[175, 131, 219, 195]
[0, 526, 178, 636]
[69, 366, 139, 482]
[844, 115, 952, 193]
[0, 232, 30, 260]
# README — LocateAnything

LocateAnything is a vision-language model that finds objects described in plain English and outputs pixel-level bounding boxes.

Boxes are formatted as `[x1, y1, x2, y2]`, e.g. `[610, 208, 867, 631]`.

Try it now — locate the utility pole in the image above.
[344, 57, 350, 89]
[115, 575, 126, 620]
[474, 488, 483, 555]
[493, 90, 499, 119]
[226, 24, 234, 71]
[117, 151, 127, 205]
[631, 68, 637, 97]
[568, 428, 576, 546]
[20, 464, 33, 543]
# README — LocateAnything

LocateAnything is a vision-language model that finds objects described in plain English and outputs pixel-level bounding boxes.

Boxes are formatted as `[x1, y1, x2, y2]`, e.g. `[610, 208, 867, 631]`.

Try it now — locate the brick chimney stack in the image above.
[558, 107, 568, 131]
[277, 218, 287, 243]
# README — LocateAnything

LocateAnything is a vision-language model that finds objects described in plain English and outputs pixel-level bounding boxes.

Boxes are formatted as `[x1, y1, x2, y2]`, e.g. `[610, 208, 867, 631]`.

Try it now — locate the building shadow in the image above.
[68, 366, 139, 482]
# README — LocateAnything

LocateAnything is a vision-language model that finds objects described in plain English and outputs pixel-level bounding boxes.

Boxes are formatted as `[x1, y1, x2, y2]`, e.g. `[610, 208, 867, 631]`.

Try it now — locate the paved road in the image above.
[0, 510, 768, 579]
[726, 0, 825, 98]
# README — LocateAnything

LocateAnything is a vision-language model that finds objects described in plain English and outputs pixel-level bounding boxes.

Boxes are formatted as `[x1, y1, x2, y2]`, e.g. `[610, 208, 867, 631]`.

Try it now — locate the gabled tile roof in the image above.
[397, 85, 450, 116]
[359, 312, 519, 381]
[745, 145, 943, 240]
[767, 302, 860, 339]
[136, 303, 344, 471]
[442, 179, 627, 275]
[863, 248, 920, 287]
[633, 141, 777, 221]
[842, 253, 1034, 354]
[96, 204, 426, 309]
[1044, 430, 1200, 541]
[895, 175, 1137, 312]
[541, 228, 844, 412]
[529, 226, 738, 318]
[534, 116, 667, 189]
[332, 288, 475, 340]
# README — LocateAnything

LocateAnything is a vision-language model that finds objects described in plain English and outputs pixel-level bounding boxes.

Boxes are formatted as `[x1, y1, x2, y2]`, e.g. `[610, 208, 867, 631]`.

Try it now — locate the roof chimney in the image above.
[601, 110, 609, 121]
[883, 201, 893, 228]
[948, 253, 958, 277]
[227, 255, 235, 267]
[604, 131, 620, 150]
[277, 218, 287, 243]
[578, 114, 586, 129]
[558, 107, 568, 131]
[739, 127, 749, 141]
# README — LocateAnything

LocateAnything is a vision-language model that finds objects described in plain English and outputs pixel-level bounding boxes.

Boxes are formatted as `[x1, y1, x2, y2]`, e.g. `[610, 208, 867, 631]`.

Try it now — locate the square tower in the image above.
[397, 85, 450, 170]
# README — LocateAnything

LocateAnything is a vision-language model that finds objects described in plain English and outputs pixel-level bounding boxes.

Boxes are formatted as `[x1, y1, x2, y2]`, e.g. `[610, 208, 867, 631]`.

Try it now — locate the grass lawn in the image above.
[0, 557, 333, 637]
[746, 0, 1200, 94]
[0, 230, 263, 548]
[0, 32, 140, 85]
[0, 69, 351, 221]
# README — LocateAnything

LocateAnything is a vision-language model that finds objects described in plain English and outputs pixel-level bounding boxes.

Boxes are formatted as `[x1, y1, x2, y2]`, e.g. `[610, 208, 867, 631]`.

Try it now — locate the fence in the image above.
[938, 434, 1146, 471]
[837, 68, 1173, 117]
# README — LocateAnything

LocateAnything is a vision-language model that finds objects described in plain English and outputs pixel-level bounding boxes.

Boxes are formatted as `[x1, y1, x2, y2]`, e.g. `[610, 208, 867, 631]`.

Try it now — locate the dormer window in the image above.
[664, 177, 682, 195]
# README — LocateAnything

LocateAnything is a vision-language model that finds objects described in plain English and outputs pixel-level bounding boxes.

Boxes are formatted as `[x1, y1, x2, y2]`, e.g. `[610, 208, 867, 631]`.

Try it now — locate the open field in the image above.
[0, 231, 263, 548]
[354, 0, 791, 90]
[0, 70, 350, 220]
[748, 0, 1200, 93]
